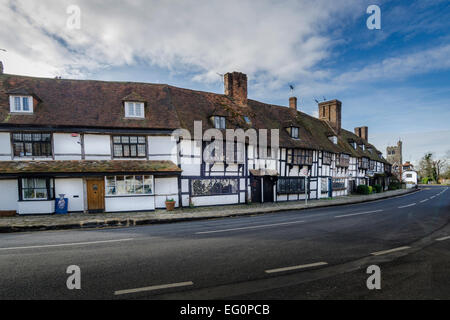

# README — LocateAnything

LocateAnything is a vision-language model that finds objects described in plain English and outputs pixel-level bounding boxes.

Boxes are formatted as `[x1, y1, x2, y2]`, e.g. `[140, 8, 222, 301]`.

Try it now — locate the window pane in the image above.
[127, 103, 135, 116]
[23, 134, 32, 141]
[14, 143, 24, 156]
[116, 176, 126, 195]
[22, 97, 29, 111]
[123, 145, 130, 157]
[215, 117, 220, 129]
[135, 176, 143, 194]
[221, 117, 226, 129]
[135, 104, 142, 117]
[138, 144, 146, 157]
[130, 145, 137, 157]
[138, 137, 146, 144]
[113, 145, 123, 157]
[14, 97, 21, 111]
[125, 176, 135, 194]
[129, 136, 138, 144]
[35, 188, 47, 199]
[113, 136, 121, 143]
[24, 143, 33, 156]
[121, 136, 130, 143]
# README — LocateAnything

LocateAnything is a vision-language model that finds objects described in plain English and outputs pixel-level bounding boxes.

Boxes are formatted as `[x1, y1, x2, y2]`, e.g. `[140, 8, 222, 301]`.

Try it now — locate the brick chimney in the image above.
[0, 61, 3, 74]
[289, 97, 297, 110]
[354, 126, 368, 142]
[224, 72, 247, 105]
[318, 99, 342, 132]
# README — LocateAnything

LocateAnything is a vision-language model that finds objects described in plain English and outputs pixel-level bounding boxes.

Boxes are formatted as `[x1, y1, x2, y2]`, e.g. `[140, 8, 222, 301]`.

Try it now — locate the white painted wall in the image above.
[154, 177, 179, 208]
[54, 133, 82, 160]
[0, 132, 11, 160]
[54, 178, 84, 212]
[84, 134, 111, 158]
[0, 180, 18, 210]
[105, 196, 155, 212]
[18, 201, 54, 215]
[191, 194, 239, 207]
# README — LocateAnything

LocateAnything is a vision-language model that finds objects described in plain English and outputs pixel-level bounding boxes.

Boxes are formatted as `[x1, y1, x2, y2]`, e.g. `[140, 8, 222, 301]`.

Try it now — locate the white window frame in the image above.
[10, 95, 33, 113]
[328, 136, 338, 144]
[105, 175, 154, 197]
[125, 102, 145, 118]
[214, 116, 226, 129]
[291, 127, 299, 139]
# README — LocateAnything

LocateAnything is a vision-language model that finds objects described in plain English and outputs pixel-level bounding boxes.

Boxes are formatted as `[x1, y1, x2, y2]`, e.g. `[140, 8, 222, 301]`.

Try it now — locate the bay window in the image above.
[105, 175, 154, 196]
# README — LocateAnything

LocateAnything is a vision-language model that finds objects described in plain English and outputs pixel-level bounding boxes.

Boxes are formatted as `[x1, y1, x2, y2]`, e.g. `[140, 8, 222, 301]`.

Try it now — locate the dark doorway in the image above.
[250, 175, 275, 203]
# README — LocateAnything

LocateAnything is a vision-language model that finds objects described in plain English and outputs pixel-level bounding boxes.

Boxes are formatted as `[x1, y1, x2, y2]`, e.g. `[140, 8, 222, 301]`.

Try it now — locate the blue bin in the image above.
[55, 197, 69, 214]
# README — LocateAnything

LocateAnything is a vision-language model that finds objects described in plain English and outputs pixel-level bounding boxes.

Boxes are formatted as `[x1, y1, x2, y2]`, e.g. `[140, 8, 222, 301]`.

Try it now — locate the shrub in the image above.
[388, 182, 400, 190]
[356, 185, 370, 195]
[374, 184, 383, 193]
[368, 186, 373, 194]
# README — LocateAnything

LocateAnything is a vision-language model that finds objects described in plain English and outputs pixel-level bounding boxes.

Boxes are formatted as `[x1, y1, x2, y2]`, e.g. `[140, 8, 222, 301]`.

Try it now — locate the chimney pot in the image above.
[289, 97, 297, 110]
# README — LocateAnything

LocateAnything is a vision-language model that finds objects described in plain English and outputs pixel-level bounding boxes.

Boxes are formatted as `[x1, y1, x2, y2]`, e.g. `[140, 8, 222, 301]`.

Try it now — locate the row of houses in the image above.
[0, 67, 392, 215]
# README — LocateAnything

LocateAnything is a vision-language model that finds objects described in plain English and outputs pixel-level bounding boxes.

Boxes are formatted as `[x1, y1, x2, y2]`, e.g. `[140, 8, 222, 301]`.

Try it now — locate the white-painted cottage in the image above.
[0, 69, 391, 216]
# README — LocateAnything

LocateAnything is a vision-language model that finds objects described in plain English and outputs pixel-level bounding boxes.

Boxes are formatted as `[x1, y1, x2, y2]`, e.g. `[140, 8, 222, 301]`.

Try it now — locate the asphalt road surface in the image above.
[0, 186, 448, 300]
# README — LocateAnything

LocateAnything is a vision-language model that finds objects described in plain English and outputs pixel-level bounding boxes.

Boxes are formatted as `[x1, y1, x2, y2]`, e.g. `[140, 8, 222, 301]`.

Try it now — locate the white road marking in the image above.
[265, 262, 328, 274]
[114, 281, 194, 296]
[0, 238, 134, 251]
[335, 210, 383, 219]
[196, 220, 305, 235]
[371, 246, 410, 256]
[420, 199, 429, 203]
[436, 236, 450, 242]
[398, 203, 416, 209]
[430, 196, 435, 199]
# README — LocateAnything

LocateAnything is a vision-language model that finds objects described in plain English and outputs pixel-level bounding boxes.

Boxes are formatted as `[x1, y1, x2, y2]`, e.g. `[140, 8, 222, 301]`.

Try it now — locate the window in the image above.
[323, 152, 332, 165]
[287, 149, 313, 165]
[10, 95, 33, 113]
[332, 178, 346, 190]
[106, 175, 153, 196]
[214, 116, 226, 129]
[359, 157, 369, 169]
[350, 142, 357, 149]
[125, 102, 145, 118]
[336, 154, 350, 167]
[243, 116, 251, 124]
[321, 178, 329, 194]
[12, 132, 52, 157]
[21, 178, 54, 200]
[277, 177, 306, 194]
[191, 179, 238, 196]
[291, 127, 299, 139]
[369, 160, 376, 171]
[406, 174, 413, 178]
[359, 144, 365, 151]
[112, 136, 147, 158]
[328, 136, 338, 144]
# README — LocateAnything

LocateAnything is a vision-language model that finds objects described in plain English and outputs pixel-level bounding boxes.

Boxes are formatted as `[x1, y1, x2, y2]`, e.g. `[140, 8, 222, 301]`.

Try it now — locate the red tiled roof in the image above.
[0, 160, 181, 175]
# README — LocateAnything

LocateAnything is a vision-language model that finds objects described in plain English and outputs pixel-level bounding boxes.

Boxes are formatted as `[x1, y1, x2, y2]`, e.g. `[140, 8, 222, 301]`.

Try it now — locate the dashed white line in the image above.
[195, 220, 305, 235]
[420, 199, 429, 203]
[265, 262, 328, 274]
[436, 236, 450, 242]
[430, 196, 436, 199]
[371, 246, 410, 256]
[398, 203, 416, 209]
[0, 238, 135, 251]
[114, 281, 194, 296]
[335, 210, 383, 219]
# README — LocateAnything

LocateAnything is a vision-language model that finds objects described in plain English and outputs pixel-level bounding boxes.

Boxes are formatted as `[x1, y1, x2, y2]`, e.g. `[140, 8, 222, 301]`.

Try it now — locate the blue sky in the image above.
[0, 0, 449, 164]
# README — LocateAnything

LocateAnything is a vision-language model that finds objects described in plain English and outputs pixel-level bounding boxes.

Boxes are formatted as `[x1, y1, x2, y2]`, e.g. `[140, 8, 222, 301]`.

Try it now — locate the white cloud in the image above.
[0, 0, 360, 83]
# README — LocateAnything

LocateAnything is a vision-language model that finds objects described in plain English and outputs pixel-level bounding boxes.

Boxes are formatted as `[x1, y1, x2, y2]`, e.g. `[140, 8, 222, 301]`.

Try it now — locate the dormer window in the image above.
[351, 142, 357, 149]
[328, 136, 337, 145]
[214, 116, 226, 129]
[290, 127, 299, 139]
[125, 102, 145, 118]
[10, 95, 33, 113]
[359, 144, 365, 151]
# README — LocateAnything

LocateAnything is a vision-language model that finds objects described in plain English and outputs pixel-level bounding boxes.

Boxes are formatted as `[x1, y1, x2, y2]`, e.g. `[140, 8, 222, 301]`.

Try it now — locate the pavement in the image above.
[0, 188, 417, 233]
[0, 185, 448, 300]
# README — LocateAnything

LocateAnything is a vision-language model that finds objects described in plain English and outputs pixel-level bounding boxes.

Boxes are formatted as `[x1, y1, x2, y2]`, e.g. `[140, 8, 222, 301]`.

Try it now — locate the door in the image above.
[250, 175, 262, 203]
[87, 178, 105, 213]
[263, 177, 274, 203]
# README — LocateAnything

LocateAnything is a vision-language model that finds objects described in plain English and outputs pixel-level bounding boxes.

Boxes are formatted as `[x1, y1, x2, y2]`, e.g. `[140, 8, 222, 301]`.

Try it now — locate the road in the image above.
[0, 186, 448, 300]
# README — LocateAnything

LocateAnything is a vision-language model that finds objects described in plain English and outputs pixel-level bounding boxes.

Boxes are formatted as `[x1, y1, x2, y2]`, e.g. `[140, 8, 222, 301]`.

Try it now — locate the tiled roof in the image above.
[0, 73, 388, 163]
[0, 160, 181, 175]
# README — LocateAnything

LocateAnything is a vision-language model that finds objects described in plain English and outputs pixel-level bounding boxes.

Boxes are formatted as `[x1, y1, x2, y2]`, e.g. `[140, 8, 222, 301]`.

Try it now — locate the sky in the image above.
[0, 0, 449, 164]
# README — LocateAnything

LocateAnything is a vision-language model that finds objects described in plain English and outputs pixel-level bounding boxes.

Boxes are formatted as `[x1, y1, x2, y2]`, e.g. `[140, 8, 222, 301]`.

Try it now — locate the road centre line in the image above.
[334, 210, 383, 219]
[114, 281, 194, 296]
[195, 220, 305, 235]
[371, 246, 410, 256]
[420, 199, 429, 203]
[436, 236, 450, 242]
[0, 238, 134, 251]
[265, 262, 328, 274]
[398, 203, 416, 209]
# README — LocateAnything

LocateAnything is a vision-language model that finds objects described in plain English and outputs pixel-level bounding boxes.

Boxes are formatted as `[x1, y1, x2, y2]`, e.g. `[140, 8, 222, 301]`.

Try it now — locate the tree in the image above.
[418, 152, 449, 183]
